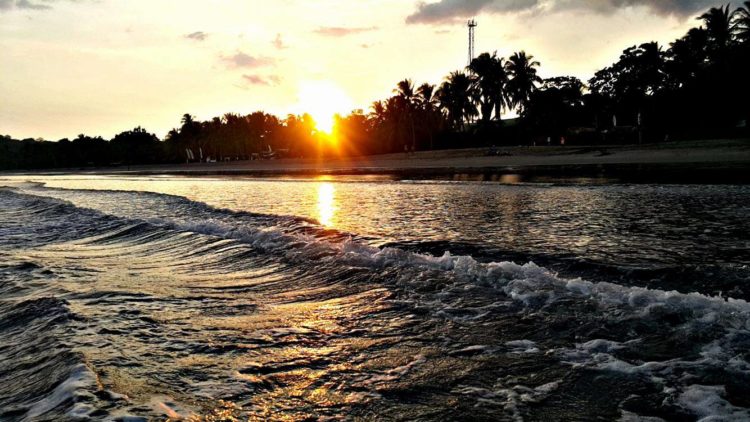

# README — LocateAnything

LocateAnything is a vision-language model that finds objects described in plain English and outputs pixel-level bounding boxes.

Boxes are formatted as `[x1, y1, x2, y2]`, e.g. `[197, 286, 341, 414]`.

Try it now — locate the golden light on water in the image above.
[317, 183, 337, 227]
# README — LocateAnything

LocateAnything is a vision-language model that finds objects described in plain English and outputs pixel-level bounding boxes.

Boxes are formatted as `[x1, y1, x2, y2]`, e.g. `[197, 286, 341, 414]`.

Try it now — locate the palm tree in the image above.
[416, 83, 441, 149]
[369, 99, 400, 153]
[416, 83, 438, 110]
[385, 96, 402, 152]
[666, 27, 709, 88]
[467, 52, 508, 123]
[700, 4, 734, 55]
[733, 2, 750, 44]
[505, 51, 542, 114]
[370, 100, 387, 125]
[181, 113, 196, 129]
[395, 79, 416, 101]
[222, 113, 245, 157]
[394, 79, 417, 150]
[436, 71, 477, 130]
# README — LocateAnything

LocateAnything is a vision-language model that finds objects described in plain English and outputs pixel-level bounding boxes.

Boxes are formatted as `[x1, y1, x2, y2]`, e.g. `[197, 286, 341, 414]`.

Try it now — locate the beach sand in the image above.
[8, 139, 750, 183]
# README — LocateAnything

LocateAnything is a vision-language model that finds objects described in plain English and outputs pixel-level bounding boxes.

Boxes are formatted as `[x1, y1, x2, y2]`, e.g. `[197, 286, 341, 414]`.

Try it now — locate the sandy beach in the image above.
[5, 139, 750, 183]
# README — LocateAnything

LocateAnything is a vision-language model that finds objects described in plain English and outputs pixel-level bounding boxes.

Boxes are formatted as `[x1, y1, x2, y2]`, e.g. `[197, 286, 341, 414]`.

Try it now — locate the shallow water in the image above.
[0, 175, 749, 421]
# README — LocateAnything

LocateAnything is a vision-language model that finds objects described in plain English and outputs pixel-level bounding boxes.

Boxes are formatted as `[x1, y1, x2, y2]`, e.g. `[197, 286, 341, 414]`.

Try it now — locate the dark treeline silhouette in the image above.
[2, 3, 749, 170]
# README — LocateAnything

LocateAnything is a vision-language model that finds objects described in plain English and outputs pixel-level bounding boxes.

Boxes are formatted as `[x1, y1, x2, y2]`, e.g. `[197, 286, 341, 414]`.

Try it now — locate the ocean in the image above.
[1, 175, 749, 421]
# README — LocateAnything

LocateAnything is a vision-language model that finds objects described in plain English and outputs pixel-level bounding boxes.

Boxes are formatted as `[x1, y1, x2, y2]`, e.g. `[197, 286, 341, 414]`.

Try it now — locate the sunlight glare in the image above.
[317, 183, 337, 227]
[297, 81, 353, 133]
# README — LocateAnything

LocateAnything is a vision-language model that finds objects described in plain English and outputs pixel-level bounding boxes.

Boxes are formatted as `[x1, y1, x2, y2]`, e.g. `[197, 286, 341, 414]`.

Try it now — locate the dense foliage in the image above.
[2, 3, 748, 170]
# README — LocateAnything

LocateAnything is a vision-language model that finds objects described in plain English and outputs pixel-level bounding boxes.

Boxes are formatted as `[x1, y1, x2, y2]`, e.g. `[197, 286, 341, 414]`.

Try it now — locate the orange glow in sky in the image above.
[297, 81, 354, 133]
[0, 0, 704, 140]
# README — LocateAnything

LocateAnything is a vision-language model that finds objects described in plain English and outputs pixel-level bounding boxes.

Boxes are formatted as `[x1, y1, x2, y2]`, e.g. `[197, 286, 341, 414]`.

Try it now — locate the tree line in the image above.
[2, 3, 748, 170]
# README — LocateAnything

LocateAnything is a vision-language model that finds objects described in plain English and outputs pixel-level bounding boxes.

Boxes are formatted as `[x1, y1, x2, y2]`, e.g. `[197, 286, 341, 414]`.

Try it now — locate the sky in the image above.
[0, 0, 732, 140]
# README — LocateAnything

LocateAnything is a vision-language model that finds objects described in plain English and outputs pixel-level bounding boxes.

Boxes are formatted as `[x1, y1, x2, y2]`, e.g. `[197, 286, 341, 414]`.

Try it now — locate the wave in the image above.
[1, 186, 749, 420]
[0, 294, 105, 421]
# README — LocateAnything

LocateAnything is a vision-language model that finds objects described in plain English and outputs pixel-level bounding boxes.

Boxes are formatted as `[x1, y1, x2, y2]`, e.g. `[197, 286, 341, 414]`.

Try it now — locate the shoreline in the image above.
[4, 139, 750, 184]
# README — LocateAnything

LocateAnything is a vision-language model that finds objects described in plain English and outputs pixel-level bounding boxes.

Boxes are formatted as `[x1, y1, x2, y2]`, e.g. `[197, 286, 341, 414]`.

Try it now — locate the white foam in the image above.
[454, 380, 560, 422]
[24, 364, 98, 420]
[505, 340, 540, 355]
[619, 410, 666, 421]
[677, 385, 750, 421]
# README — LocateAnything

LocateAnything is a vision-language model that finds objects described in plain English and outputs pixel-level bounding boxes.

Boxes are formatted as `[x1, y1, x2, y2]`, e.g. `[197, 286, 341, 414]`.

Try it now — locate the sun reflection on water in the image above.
[317, 183, 337, 227]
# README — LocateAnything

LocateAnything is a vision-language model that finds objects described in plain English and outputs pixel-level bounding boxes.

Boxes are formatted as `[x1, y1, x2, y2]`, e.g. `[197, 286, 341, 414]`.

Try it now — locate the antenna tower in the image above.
[467, 19, 477, 66]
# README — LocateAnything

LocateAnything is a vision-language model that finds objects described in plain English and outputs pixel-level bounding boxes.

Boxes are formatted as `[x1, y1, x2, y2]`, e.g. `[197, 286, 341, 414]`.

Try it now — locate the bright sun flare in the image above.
[297, 81, 354, 133]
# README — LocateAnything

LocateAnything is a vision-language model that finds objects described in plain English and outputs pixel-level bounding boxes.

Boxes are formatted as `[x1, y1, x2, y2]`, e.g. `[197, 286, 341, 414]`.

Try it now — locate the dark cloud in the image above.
[406, 0, 722, 24]
[241, 74, 281, 86]
[554, 0, 721, 16]
[406, 0, 537, 24]
[314, 26, 378, 36]
[185, 31, 208, 41]
[220, 51, 274, 69]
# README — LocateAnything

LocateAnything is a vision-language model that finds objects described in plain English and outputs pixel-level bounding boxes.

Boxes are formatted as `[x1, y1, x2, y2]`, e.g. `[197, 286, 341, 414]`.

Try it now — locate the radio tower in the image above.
[467, 19, 477, 66]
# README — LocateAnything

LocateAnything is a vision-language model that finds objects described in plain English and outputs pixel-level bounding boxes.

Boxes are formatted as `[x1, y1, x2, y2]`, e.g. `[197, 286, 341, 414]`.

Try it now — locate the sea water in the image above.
[0, 175, 748, 420]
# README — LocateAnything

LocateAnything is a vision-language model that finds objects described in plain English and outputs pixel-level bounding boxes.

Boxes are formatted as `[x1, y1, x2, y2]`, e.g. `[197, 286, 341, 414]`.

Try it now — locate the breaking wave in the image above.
[1, 185, 748, 420]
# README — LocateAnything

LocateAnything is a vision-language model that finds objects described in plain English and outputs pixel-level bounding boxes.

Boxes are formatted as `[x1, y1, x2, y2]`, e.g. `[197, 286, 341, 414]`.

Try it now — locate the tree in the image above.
[505, 51, 542, 114]
[525, 77, 586, 140]
[541, 77, 584, 106]
[589, 43, 665, 107]
[369, 100, 397, 153]
[468, 52, 508, 123]
[415, 83, 443, 149]
[394, 79, 417, 150]
[733, 2, 750, 44]
[700, 4, 735, 57]
[665, 28, 709, 89]
[111, 126, 162, 165]
[436, 71, 477, 130]
[72, 134, 110, 166]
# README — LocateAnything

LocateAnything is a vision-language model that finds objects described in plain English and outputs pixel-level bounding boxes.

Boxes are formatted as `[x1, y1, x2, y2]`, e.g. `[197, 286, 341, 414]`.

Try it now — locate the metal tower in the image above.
[467, 19, 477, 66]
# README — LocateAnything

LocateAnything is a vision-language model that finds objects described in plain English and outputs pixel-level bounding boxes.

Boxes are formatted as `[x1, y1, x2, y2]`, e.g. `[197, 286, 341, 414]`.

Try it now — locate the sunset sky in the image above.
[0, 0, 730, 140]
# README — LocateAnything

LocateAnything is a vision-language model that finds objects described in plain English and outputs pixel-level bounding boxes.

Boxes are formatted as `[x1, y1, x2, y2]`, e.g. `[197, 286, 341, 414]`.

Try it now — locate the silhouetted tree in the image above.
[525, 77, 586, 141]
[415, 83, 444, 149]
[700, 4, 735, 58]
[505, 51, 542, 114]
[394, 79, 417, 150]
[734, 2, 750, 43]
[665, 28, 709, 90]
[111, 126, 162, 165]
[468, 52, 508, 123]
[437, 71, 477, 130]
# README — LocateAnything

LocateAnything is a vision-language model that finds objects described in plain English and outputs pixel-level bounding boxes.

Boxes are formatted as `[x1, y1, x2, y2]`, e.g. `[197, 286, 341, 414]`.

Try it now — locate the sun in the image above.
[297, 80, 354, 133]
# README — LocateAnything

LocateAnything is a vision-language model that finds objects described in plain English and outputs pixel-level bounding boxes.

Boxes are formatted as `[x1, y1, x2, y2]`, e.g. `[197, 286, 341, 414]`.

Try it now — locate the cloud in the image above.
[405, 0, 721, 24]
[220, 51, 274, 68]
[272, 33, 286, 49]
[0, 0, 92, 12]
[553, 0, 720, 16]
[1, 0, 54, 11]
[241, 74, 281, 86]
[406, 0, 537, 24]
[185, 31, 208, 41]
[314, 26, 378, 36]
